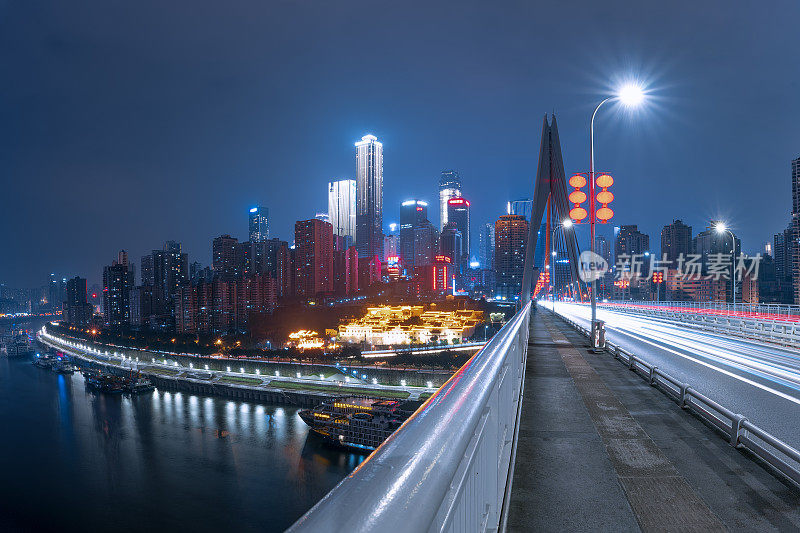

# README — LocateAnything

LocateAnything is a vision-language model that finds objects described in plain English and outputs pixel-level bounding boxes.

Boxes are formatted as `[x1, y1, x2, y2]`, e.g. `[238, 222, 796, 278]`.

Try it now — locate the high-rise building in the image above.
[355, 134, 384, 259]
[103, 252, 134, 327]
[413, 220, 439, 268]
[661, 219, 693, 264]
[508, 199, 533, 219]
[440, 222, 463, 267]
[594, 235, 612, 266]
[399, 199, 429, 270]
[447, 197, 471, 272]
[478, 223, 495, 270]
[333, 246, 359, 296]
[494, 215, 528, 300]
[163, 240, 188, 301]
[693, 224, 740, 264]
[774, 224, 794, 303]
[792, 157, 800, 304]
[212, 235, 239, 280]
[614, 225, 650, 260]
[248, 206, 269, 242]
[328, 179, 356, 245]
[295, 219, 334, 297]
[63, 276, 92, 326]
[439, 170, 462, 230]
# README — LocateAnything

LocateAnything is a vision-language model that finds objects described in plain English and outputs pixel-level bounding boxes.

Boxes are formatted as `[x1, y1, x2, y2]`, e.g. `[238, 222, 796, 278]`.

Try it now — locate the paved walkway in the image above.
[507, 307, 800, 532]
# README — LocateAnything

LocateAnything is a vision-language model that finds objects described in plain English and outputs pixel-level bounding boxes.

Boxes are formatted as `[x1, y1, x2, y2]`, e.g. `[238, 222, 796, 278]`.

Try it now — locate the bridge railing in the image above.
[592, 301, 800, 349]
[554, 309, 800, 487]
[600, 299, 800, 319]
[289, 302, 532, 533]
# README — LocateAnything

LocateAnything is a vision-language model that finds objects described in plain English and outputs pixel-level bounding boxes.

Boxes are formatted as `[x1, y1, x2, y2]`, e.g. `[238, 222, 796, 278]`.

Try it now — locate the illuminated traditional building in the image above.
[338, 305, 484, 346]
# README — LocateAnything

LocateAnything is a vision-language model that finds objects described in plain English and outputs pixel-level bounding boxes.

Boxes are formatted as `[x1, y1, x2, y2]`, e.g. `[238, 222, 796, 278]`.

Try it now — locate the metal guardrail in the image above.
[602, 299, 800, 319]
[597, 303, 800, 349]
[289, 302, 532, 532]
[552, 309, 800, 487]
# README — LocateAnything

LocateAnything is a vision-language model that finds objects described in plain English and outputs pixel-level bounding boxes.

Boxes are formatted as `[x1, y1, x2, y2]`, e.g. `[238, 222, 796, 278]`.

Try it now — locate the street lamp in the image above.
[588, 82, 646, 349]
[550, 219, 573, 310]
[714, 222, 737, 309]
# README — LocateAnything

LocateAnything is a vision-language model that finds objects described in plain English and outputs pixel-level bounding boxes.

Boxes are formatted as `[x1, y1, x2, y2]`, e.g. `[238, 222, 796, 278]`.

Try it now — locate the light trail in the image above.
[553, 302, 800, 406]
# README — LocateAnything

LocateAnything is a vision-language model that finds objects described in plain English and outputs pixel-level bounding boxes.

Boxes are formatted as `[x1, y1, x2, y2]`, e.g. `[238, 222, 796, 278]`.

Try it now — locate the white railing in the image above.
[289, 302, 532, 532]
[596, 302, 800, 349]
[602, 299, 800, 319]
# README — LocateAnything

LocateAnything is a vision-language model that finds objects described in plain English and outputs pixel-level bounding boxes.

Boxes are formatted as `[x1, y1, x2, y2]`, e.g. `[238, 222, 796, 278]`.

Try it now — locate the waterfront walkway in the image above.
[507, 308, 800, 532]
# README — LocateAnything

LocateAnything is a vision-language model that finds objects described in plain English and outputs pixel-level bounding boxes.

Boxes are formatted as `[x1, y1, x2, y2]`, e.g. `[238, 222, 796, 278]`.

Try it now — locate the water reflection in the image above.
[0, 357, 364, 532]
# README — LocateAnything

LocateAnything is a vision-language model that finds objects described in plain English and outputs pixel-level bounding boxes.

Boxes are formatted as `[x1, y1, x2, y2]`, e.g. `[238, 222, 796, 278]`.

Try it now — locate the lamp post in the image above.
[588, 83, 645, 349]
[550, 219, 573, 310]
[714, 222, 737, 310]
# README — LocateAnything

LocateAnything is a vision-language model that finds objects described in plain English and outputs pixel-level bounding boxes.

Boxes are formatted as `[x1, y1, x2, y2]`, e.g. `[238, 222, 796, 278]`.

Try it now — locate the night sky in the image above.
[2, 1, 798, 288]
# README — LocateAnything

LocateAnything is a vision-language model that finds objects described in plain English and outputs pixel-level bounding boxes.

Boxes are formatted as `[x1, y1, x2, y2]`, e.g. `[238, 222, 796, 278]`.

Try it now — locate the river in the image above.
[0, 324, 362, 532]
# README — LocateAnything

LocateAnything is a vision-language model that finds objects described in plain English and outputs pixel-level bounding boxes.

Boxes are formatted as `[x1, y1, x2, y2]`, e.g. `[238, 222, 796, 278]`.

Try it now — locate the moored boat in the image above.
[299, 396, 424, 453]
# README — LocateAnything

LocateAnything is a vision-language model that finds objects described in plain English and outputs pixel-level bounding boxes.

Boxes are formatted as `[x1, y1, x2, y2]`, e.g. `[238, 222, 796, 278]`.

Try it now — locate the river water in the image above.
[0, 326, 362, 532]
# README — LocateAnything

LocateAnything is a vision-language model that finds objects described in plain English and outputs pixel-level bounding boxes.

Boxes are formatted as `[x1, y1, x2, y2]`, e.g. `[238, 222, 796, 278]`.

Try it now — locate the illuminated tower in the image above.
[439, 170, 461, 230]
[447, 197, 471, 273]
[355, 134, 384, 259]
[328, 179, 356, 245]
[248, 206, 269, 242]
[400, 199, 429, 269]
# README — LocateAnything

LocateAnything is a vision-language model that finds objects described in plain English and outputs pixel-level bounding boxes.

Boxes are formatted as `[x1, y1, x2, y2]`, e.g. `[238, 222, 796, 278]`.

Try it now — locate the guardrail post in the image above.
[679, 384, 690, 408]
[731, 415, 747, 447]
[628, 354, 636, 371]
[649, 366, 657, 386]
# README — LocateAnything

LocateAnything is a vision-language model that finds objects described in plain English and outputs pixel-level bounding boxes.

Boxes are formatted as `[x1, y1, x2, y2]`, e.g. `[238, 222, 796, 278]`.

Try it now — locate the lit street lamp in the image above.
[714, 222, 737, 308]
[588, 82, 645, 349]
[550, 219, 573, 310]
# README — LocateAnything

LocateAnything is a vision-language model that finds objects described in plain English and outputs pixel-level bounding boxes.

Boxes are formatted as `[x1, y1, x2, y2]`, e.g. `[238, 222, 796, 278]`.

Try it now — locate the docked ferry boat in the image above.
[299, 397, 424, 452]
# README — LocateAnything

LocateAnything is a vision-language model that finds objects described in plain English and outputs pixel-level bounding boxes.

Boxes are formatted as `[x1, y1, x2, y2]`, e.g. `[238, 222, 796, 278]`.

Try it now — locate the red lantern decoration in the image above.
[595, 173, 614, 223]
[569, 173, 588, 223]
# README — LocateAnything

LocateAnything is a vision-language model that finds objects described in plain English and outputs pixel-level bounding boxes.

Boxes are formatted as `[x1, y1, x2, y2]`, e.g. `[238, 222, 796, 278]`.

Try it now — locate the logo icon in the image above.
[579, 251, 608, 282]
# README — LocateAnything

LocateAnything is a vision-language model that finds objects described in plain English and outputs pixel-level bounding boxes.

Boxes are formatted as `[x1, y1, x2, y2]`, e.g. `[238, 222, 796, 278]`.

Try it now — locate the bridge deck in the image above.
[507, 307, 800, 532]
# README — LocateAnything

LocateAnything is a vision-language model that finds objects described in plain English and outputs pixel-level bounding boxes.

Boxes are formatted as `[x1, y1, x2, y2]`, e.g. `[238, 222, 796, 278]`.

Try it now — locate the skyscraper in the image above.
[399, 199, 429, 270]
[328, 179, 356, 245]
[212, 235, 239, 281]
[614, 225, 650, 260]
[508, 199, 533, 219]
[494, 215, 528, 300]
[248, 206, 269, 242]
[774, 224, 794, 303]
[439, 170, 462, 230]
[440, 222, 462, 266]
[661, 219, 693, 263]
[103, 251, 134, 327]
[64, 276, 92, 326]
[355, 134, 383, 259]
[447, 197, 471, 272]
[294, 218, 334, 297]
[478, 223, 495, 270]
[792, 157, 800, 304]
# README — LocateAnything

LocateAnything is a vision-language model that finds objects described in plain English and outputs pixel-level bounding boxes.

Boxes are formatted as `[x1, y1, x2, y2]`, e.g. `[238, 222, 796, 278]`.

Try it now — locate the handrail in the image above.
[551, 308, 800, 487]
[289, 302, 532, 532]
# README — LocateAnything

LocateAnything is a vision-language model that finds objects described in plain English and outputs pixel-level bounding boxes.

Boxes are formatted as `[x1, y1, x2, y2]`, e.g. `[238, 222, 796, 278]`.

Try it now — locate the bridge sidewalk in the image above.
[507, 306, 800, 532]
